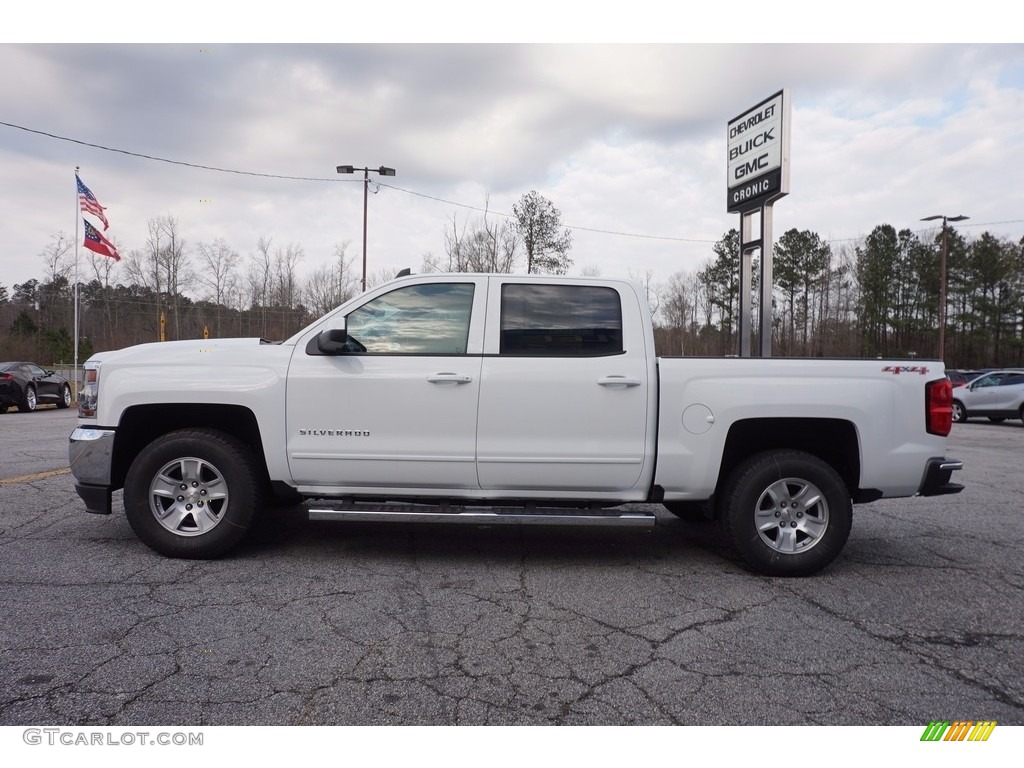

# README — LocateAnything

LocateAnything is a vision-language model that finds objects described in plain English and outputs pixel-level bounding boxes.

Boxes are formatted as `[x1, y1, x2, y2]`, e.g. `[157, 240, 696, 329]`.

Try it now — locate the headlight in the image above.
[79, 362, 101, 418]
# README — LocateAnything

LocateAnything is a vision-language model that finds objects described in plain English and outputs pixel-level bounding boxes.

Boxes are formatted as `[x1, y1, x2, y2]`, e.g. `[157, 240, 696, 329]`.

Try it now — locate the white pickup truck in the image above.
[69, 274, 963, 575]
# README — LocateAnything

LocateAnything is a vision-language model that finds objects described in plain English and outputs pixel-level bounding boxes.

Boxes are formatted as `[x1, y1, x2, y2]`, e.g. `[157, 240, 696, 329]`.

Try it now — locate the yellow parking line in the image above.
[0, 467, 71, 485]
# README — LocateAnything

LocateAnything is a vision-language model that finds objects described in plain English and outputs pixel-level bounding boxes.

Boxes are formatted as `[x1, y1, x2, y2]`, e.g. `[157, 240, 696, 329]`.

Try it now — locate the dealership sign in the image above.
[727, 90, 790, 213]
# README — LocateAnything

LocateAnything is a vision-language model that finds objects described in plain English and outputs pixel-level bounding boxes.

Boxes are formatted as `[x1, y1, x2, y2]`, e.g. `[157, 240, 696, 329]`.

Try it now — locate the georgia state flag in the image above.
[83, 219, 120, 261]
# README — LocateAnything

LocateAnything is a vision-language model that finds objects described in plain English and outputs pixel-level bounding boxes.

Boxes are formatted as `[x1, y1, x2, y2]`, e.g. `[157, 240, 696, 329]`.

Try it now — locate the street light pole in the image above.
[336, 165, 396, 291]
[921, 214, 969, 361]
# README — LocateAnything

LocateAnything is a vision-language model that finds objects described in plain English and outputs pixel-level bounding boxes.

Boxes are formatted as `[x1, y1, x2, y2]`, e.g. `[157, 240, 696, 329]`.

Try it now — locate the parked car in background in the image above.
[948, 369, 993, 389]
[0, 362, 73, 413]
[947, 370, 972, 388]
[952, 370, 1024, 423]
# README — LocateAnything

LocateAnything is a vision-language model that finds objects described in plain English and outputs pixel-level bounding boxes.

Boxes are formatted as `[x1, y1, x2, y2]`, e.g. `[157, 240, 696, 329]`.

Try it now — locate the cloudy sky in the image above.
[2, 12, 1022, 299]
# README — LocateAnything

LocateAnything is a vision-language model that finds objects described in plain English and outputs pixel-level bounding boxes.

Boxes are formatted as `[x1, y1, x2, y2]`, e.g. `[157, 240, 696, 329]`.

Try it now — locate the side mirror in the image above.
[307, 328, 350, 356]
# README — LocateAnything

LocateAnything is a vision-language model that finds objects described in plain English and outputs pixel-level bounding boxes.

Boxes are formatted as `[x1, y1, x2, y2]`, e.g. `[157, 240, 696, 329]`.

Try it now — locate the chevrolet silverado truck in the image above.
[69, 274, 963, 575]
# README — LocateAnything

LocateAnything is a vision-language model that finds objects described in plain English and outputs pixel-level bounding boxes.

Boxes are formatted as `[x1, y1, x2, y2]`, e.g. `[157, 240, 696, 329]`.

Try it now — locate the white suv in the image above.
[952, 370, 1024, 423]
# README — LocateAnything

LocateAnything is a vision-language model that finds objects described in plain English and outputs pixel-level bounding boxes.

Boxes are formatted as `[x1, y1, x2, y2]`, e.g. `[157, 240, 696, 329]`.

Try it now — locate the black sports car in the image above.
[0, 362, 74, 413]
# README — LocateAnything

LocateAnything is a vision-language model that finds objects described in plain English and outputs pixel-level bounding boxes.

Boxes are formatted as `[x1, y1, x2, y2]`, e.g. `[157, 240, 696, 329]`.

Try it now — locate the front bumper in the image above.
[918, 457, 965, 497]
[69, 427, 116, 515]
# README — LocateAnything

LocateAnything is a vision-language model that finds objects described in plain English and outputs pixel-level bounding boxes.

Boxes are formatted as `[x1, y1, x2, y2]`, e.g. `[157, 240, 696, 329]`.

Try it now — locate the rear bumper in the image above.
[918, 457, 965, 496]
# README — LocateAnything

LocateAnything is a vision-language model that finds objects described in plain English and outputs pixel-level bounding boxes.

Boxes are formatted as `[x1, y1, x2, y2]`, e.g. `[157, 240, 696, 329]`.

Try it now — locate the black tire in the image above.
[123, 428, 261, 558]
[56, 383, 73, 409]
[952, 400, 967, 423]
[663, 500, 712, 521]
[18, 385, 37, 413]
[719, 450, 852, 577]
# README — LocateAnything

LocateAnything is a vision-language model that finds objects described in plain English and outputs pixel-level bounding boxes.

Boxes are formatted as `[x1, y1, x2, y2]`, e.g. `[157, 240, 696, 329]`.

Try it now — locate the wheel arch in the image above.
[715, 418, 860, 505]
[111, 404, 268, 491]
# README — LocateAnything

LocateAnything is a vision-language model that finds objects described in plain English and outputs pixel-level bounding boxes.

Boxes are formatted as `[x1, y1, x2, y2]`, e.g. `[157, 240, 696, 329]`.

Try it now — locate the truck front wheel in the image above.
[720, 450, 852, 576]
[124, 429, 260, 558]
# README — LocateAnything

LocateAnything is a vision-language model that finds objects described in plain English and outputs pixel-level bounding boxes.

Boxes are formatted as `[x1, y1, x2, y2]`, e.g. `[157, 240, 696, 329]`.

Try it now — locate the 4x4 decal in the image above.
[882, 365, 930, 376]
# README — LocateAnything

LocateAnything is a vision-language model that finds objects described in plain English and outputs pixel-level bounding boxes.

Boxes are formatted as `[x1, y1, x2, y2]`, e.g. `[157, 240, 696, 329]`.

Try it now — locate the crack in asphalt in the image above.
[782, 586, 1024, 715]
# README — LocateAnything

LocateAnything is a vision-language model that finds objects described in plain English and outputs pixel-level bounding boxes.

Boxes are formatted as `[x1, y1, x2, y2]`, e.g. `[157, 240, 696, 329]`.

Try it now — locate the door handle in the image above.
[427, 373, 474, 384]
[597, 376, 642, 387]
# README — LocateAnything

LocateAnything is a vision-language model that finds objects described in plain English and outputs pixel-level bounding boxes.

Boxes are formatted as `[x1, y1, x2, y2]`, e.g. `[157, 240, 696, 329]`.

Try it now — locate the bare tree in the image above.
[304, 242, 358, 316]
[662, 271, 697, 356]
[196, 238, 241, 336]
[366, 267, 402, 290]
[40, 232, 75, 284]
[158, 215, 191, 340]
[122, 219, 165, 340]
[442, 200, 519, 273]
[272, 243, 304, 309]
[629, 268, 661, 320]
[196, 238, 240, 306]
[82, 235, 123, 347]
[246, 236, 273, 336]
[85, 248, 119, 288]
[36, 231, 76, 340]
[122, 215, 191, 340]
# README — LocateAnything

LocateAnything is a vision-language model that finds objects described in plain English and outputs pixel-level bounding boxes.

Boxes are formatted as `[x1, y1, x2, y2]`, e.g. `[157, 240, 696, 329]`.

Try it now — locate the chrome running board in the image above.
[308, 501, 656, 528]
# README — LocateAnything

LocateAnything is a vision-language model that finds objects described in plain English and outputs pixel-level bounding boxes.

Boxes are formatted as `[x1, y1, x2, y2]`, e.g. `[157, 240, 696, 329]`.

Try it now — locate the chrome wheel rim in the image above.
[26, 388, 36, 410]
[754, 477, 829, 554]
[62, 386, 72, 406]
[148, 457, 229, 537]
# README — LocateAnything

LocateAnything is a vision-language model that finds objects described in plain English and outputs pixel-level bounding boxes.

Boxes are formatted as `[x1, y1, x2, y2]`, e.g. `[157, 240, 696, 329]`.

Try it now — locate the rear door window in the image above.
[499, 284, 623, 356]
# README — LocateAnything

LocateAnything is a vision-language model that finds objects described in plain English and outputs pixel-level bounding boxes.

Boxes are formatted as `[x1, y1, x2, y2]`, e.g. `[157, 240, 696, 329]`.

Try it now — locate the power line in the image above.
[4, 119, 1021, 248]
[3, 119, 715, 245]
[0, 120, 345, 182]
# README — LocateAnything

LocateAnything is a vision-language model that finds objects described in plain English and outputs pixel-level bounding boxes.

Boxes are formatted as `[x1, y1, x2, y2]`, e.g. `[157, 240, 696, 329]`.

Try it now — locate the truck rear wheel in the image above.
[123, 428, 260, 558]
[720, 450, 852, 576]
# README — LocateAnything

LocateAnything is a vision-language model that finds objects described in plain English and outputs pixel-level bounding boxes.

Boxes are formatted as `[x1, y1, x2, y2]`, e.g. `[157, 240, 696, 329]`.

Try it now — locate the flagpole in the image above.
[74, 166, 80, 395]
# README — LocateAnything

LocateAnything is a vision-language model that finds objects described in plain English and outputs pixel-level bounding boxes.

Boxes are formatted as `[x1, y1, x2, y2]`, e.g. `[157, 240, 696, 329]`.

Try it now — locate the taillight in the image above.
[0, 373, 12, 382]
[926, 378, 953, 436]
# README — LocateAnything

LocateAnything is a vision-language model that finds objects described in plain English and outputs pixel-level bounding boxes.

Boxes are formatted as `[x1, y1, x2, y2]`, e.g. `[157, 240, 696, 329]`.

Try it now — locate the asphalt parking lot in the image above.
[0, 408, 1021, 726]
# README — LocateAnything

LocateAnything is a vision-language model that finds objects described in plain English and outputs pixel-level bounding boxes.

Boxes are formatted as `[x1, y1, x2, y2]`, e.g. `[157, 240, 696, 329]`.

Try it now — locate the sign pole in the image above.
[760, 202, 775, 358]
[739, 211, 758, 358]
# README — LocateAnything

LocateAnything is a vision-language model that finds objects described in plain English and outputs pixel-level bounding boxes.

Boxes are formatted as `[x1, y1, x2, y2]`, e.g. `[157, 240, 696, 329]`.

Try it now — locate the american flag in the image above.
[83, 219, 121, 261]
[77, 174, 109, 230]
